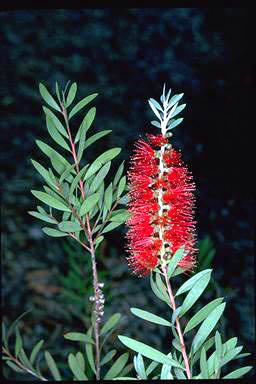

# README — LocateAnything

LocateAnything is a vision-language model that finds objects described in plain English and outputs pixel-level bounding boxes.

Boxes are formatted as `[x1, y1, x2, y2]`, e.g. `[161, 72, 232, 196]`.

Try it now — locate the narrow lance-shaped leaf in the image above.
[31, 190, 71, 211]
[39, 83, 61, 112]
[130, 308, 172, 327]
[90, 161, 111, 193]
[30, 340, 45, 365]
[100, 349, 117, 366]
[222, 366, 253, 379]
[118, 336, 185, 370]
[184, 297, 224, 334]
[66, 82, 77, 107]
[46, 115, 71, 152]
[44, 351, 61, 380]
[179, 269, 211, 317]
[117, 176, 126, 198]
[28, 211, 58, 224]
[68, 353, 88, 380]
[58, 221, 82, 233]
[167, 246, 186, 279]
[69, 93, 98, 119]
[64, 332, 95, 344]
[104, 352, 129, 380]
[15, 326, 22, 357]
[85, 129, 112, 149]
[175, 269, 212, 296]
[100, 313, 121, 335]
[113, 161, 124, 186]
[85, 148, 121, 180]
[191, 302, 226, 354]
[31, 160, 57, 188]
[85, 328, 96, 374]
[167, 118, 184, 131]
[42, 106, 68, 138]
[42, 227, 69, 237]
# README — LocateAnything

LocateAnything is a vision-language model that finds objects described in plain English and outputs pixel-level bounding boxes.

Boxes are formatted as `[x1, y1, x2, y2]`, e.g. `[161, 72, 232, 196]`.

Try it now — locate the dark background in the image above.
[1, 8, 254, 379]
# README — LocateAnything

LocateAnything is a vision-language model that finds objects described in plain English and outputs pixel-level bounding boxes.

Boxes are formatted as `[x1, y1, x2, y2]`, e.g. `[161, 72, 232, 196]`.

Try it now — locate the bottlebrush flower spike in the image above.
[126, 85, 197, 276]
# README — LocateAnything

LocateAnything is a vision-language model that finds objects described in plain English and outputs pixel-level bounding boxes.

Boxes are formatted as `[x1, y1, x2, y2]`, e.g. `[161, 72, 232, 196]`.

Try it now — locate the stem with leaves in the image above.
[161, 265, 191, 379]
[60, 101, 102, 379]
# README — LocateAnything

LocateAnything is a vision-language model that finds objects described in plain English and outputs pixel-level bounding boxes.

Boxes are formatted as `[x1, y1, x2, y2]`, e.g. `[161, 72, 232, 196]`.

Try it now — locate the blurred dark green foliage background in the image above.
[1, 8, 254, 379]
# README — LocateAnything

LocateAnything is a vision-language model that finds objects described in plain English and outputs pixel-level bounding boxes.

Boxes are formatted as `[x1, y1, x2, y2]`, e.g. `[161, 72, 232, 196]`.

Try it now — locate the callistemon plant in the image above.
[2, 83, 253, 381]
[126, 86, 197, 276]
[118, 85, 253, 380]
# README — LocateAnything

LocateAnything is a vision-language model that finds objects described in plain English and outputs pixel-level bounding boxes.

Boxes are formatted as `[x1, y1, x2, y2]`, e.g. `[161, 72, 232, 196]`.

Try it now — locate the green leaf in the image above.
[117, 176, 126, 198]
[170, 103, 186, 119]
[168, 93, 184, 108]
[19, 347, 34, 370]
[68, 353, 88, 380]
[101, 221, 122, 234]
[100, 349, 117, 366]
[151, 120, 161, 128]
[130, 308, 172, 327]
[150, 272, 169, 304]
[167, 118, 184, 130]
[215, 330, 222, 361]
[36, 140, 72, 175]
[42, 227, 68, 237]
[30, 340, 44, 365]
[85, 148, 121, 180]
[75, 351, 85, 372]
[46, 115, 71, 152]
[225, 337, 237, 352]
[118, 336, 185, 370]
[134, 353, 147, 379]
[64, 332, 95, 344]
[222, 366, 252, 379]
[149, 98, 163, 111]
[104, 352, 129, 379]
[192, 336, 215, 364]
[179, 269, 211, 316]
[85, 328, 96, 374]
[6, 361, 24, 373]
[69, 93, 98, 119]
[44, 351, 61, 380]
[15, 326, 22, 357]
[7, 310, 31, 343]
[55, 81, 61, 104]
[95, 235, 104, 249]
[31, 190, 71, 211]
[118, 193, 130, 205]
[42, 106, 68, 138]
[80, 193, 100, 216]
[191, 302, 226, 354]
[31, 159, 57, 188]
[28, 211, 57, 224]
[220, 346, 243, 368]
[146, 361, 159, 376]
[167, 246, 186, 279]
[174, 367, 186, 379]
[160, 354, 173, 379]
[113, 161, 124, 186]
[58, 221, 82, 233]
[39, 83, 61, 112]
[148, 99, 162, 120]
[109, 210, 130, 223]
[175, 269, 212, 296]
[200, 347, 209, 379]
[104, 182, 113, 211]
[155, 273, 170, 305]
[66, 82, 77, 107]
[184, 297, 223, 334]
[85, 129, 112, 149]
[90, 161, 111, 193]
[101, 313, 121, 335]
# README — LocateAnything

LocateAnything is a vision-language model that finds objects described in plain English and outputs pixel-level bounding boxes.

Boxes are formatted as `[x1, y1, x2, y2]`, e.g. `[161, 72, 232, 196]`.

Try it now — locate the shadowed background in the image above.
[1, 8, 254, 379]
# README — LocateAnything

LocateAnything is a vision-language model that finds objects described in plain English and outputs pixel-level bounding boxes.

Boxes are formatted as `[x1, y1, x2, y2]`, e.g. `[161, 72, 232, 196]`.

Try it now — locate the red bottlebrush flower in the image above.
[126, 134, 197, 277]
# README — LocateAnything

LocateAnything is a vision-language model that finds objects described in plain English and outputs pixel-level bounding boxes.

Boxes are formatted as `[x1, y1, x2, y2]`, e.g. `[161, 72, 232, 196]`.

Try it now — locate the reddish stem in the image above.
[161, 265, 191, 379]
